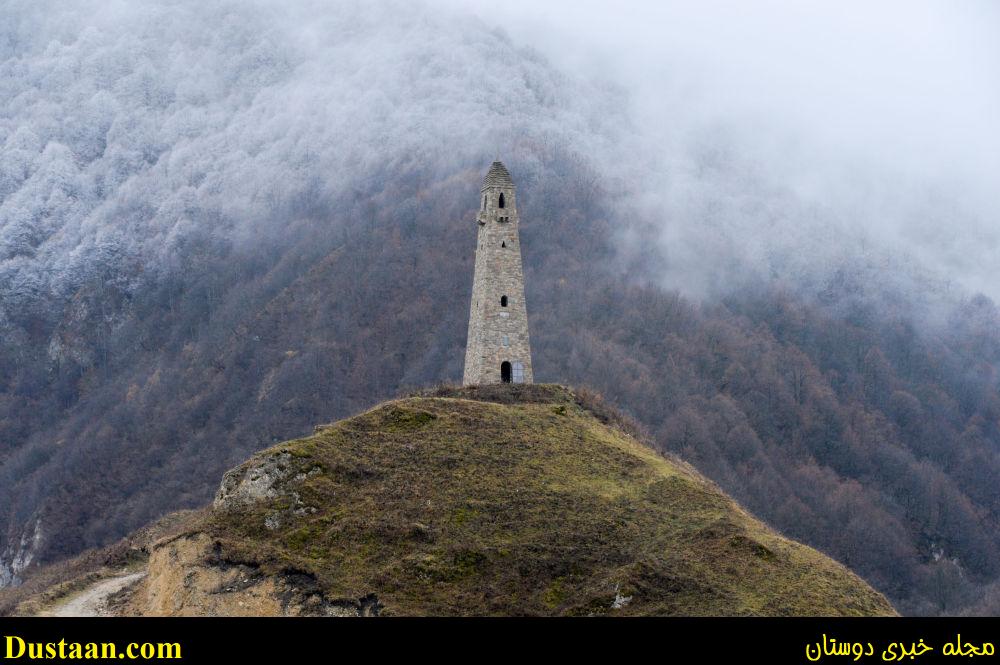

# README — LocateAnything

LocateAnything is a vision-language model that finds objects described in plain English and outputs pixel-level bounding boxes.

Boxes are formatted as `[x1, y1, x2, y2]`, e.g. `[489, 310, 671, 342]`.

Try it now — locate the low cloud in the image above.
[2, 0, 997, 312]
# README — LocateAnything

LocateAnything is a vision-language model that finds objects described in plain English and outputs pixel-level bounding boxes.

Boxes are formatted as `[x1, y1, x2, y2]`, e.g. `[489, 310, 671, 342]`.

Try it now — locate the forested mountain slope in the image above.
[2, 0, 999, 617]
[3, 155, 999, 615]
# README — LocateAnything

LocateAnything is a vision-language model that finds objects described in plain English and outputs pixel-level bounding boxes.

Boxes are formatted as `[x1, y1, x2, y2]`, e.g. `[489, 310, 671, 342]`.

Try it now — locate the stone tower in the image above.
[463, 161, 534, 385]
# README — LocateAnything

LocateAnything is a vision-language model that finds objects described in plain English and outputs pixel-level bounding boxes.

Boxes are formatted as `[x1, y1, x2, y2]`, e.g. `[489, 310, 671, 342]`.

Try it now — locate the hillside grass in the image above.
[204, 384, 895, 616]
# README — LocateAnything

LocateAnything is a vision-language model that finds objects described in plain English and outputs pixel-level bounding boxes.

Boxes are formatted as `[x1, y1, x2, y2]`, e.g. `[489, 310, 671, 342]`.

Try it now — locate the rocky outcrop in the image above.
[215, 452, 321, 509]
[213, 451, 320, 531]
[1, 519, 43, 588]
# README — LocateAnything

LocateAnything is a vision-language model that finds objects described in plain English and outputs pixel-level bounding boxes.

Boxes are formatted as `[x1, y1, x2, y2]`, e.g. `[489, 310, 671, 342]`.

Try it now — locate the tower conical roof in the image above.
[482, 161, 514, 190]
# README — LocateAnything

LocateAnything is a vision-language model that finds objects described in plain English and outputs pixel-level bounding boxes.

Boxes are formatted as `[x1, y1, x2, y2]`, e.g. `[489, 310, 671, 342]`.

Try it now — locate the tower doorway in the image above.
[501, 361, 512, 383]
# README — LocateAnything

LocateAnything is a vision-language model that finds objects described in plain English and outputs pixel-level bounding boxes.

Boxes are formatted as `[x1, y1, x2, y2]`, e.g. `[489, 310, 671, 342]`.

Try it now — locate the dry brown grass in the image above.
[203, 385, 895, 616]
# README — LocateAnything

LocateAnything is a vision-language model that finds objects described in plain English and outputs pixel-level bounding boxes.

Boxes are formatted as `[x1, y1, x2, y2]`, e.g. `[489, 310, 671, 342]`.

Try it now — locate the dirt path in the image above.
[43, 572, 146, 617]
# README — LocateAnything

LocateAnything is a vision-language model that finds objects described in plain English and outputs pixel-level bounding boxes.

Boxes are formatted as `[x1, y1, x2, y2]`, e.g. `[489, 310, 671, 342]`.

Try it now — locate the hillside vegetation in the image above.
[2, 157, 999, 615]
[3, 0, 1000, 618]
[30, 385, 888, 617]
[0, 153, 1000, 614]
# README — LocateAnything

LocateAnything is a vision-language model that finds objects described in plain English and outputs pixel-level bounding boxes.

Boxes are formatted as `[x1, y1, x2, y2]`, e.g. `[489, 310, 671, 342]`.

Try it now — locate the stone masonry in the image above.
[463, 161, 534, 385]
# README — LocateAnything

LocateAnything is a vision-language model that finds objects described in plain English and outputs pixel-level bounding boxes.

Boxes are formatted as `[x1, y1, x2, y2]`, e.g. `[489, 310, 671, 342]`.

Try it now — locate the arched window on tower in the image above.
[501, 361, 512, 383]
[498, 193, 505, 209]
[500, 295, 508, 307]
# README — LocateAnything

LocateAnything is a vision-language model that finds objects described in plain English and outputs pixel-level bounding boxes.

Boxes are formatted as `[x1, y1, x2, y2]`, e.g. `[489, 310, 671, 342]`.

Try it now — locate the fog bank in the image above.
[3, 0, 998, 309]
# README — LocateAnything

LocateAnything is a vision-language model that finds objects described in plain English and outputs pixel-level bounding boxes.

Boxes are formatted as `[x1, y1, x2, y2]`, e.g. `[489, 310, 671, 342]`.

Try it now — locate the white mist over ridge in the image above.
[0, 0, 625, 316]
[448, 0, 1000, 301]
[2, 0, 998, 310]
[4, 3, 1000, 615]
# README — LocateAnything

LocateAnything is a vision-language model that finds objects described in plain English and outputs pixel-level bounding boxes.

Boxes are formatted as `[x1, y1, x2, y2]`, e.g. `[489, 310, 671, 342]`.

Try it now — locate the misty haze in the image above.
[1, 0, 999, 619]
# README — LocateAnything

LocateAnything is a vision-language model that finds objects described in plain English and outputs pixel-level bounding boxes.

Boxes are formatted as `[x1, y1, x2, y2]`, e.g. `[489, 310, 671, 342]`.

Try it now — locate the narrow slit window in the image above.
[501, 241, 506, 248]
[498, 193, 505, 209]
[500, 295, 508, 307]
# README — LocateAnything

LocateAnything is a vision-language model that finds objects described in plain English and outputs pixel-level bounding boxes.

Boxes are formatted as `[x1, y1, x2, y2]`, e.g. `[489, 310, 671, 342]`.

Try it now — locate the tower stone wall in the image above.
[463, 161, 534, 385]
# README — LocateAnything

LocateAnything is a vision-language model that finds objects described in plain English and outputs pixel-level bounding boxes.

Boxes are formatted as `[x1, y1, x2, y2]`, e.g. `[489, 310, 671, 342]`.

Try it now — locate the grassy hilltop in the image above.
[3, 384, 894, 616]
[193, 384, 894, 616]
